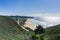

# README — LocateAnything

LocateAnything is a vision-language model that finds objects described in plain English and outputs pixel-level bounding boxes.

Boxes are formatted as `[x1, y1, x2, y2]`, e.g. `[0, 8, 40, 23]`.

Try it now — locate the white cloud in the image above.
[42, 17, 60, 28]
[30, 16, 60, 28]
[27, 13, 60, 28]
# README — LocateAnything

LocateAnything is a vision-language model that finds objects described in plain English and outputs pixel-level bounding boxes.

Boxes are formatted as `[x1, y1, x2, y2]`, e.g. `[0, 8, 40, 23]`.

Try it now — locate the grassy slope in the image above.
[0, 16, 33, 40]
[45, 25, 60, 40]
[45, 25, 60, 35]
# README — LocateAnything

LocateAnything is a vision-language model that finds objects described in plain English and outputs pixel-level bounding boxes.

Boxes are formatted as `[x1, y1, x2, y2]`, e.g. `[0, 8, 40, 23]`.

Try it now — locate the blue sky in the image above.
[0, 0, 60, 16]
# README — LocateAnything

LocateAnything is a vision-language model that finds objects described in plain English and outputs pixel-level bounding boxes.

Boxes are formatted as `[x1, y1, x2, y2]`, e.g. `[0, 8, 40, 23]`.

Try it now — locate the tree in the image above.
[34, 25, 45, 34]
[31, 25, 45, 40]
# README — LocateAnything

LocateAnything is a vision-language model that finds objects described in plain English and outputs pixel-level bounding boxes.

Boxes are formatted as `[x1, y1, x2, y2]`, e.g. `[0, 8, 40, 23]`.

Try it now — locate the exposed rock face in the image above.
[24, 19, 36, 30]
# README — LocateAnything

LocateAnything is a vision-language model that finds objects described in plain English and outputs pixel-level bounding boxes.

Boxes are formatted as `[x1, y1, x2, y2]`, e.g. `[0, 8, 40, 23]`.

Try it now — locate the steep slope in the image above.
[0, 16, 20, 30]
[0, 16, 33, 40]
[45, 25, 60, 40]
[45, 25, 60, 35]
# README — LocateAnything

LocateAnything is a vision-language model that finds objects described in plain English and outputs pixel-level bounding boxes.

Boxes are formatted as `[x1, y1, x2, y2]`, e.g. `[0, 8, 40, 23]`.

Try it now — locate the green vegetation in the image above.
[0, 16, 33, 40]
[12, 17, 27, 26]
[31, 25, 45, 40]
[19, 18, 27, 26]
[0, 16, 60, 40]
[31, 25, 60, 40]
[45, 25, 60, 40]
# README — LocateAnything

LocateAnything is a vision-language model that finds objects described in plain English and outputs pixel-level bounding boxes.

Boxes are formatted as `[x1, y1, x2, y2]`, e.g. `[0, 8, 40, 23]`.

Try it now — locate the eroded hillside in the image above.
[0, 16, 33, 40]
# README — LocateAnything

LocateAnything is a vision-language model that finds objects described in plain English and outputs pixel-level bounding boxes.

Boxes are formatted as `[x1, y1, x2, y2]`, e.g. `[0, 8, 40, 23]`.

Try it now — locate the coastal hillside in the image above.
[45, 25, 60, 34]
[0, 16, 33, 40]
[45, 25, 60, 40]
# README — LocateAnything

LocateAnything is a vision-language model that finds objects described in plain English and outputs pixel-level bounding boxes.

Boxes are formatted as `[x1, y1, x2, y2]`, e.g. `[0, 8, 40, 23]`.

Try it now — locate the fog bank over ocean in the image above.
[28, 14, 60, 28]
